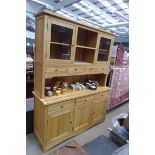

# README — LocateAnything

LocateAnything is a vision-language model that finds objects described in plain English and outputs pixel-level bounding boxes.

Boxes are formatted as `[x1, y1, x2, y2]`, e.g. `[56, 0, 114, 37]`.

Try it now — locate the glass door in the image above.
[97, 36, 112, 63]
[47, 19, 76, 63]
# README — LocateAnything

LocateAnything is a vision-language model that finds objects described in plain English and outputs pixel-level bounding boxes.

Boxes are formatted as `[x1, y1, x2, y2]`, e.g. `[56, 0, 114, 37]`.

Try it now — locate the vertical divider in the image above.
[94, 32, 100, 64]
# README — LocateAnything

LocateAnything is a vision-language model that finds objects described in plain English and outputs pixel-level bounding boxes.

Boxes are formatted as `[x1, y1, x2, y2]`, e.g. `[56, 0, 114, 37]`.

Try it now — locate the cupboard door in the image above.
[46, 108, 74, 144]
[73, 102, 92, 133]
[96, 34, 113, 64]
[47, 18, 76, 63]
[92, 101, 106, 123]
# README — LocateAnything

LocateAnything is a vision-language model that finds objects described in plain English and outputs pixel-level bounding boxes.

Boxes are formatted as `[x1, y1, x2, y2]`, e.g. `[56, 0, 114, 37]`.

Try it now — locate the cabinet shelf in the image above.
[74, 61, 92, 65]
[98, 49, 108, 52]
[76, 45, 96, 50]
[41, 86, 110, 105]
[50, 42, 71, 47]
[75, 47, 95, 63]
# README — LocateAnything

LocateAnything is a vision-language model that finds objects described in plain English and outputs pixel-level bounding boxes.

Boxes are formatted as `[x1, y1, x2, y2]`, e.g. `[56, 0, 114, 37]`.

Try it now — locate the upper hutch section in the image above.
[34, 10, 115, 66]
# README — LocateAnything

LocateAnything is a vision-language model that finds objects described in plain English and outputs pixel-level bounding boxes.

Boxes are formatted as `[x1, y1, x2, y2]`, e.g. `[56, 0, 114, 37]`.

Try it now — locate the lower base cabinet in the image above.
[47, 108, 74, 145]
[34, 90, 110, 151]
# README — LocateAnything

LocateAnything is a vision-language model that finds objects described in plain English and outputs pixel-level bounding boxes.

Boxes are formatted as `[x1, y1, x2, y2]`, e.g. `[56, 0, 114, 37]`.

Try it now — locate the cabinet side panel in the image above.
[34, 17, 44, 97]
[34, 96, 45, 145]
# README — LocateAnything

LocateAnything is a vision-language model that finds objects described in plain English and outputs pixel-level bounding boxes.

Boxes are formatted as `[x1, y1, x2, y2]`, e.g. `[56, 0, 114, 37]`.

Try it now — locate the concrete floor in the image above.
[26, 102, 129, 155]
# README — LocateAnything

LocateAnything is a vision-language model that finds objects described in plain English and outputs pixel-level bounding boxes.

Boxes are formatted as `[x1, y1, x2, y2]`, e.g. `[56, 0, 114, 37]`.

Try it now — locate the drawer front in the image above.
[94, 91, 110, 102]
[76, 95, 94, 106]
[68, 67, 83, 73]
[104, 91, 110, 98]
[48, 100, 74, 113]
[84, 67, 96, 73]
[46, 67, 68, 74]
[95, 66, 109, 73]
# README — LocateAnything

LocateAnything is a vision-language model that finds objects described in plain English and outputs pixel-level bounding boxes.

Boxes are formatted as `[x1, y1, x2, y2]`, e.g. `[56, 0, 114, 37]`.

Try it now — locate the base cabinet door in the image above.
[92, 101, 106, 123]
[46, 108, 74, 144]
[73, 103, 92, 133]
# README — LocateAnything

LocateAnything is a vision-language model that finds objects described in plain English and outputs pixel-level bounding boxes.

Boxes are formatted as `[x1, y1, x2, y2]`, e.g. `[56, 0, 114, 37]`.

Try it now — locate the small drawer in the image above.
[46, 68, 68, 74]
[98, 67, 105, 72]
[94, 91, 110, 102]
[76, 95, 93, 106]
[48, 99, 74, 113]
[95, 66, 109, 73]
[94, 92, 105, 102]
[84, 67, 96, 72]
[68, 67, 83, 73]
[54, 68, 68, 73]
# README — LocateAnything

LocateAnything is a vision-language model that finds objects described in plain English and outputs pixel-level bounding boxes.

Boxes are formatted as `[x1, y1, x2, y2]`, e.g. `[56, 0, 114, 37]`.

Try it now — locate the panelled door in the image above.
[95, 34, 113, 65]
[46, 108, 74, 144]
[73, 102, 93, 133]
[46, 17, 76, 64]
[92, 101, 106, 123]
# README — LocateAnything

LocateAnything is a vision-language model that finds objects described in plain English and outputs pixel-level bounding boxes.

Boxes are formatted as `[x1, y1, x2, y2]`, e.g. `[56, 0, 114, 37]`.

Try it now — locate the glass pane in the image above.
[97, 50, 109, 61]
[50, 44, 71, 60]
[51, 24, 73, 44]
[97, 37, 111, 61]
[99, 37, 111, 50]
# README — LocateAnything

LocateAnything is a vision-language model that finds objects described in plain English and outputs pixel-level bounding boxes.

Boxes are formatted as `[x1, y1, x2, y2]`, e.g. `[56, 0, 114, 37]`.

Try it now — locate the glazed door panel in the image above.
[95, 34, 113, 64]
[46, 18, 76, 64]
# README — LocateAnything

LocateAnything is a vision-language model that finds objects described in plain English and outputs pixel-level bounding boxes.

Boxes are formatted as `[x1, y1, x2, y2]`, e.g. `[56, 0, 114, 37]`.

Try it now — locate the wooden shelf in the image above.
[33, 86, 110, 105]
[76, 45, 96, 50]
[98, 49, 108, 52]
[74, 61, 92, 65]
[50, 42, 71, 46]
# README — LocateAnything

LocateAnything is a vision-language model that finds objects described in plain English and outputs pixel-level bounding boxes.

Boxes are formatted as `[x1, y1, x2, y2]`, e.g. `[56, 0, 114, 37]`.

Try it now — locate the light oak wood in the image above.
[73, 98, 93, 133]
[33, 86, 110, 106]
[46, 107, 74, 144]
[34, 10, 114, 151]
[92, 101, 106, 123]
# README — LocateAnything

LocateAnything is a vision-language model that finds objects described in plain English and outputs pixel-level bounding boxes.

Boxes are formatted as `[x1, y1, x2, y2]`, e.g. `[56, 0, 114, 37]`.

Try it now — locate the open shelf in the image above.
[51, 24, 73, 44]
[74, 61, 92, 65]
[42, 86, 110, 105]
[75, 47, 95, 63]
[44, 73, 107, 103]
[45, 74, 106, 85]
[51, 42, 71, 46]
[50, 44, 71, 60]
[76, 45, 96, 50]
[77, 27, 98, 48]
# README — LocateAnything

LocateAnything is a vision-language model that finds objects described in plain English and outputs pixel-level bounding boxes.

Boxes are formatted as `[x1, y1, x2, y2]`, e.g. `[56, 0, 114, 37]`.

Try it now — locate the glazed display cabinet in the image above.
[33, 10, 115, 151]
